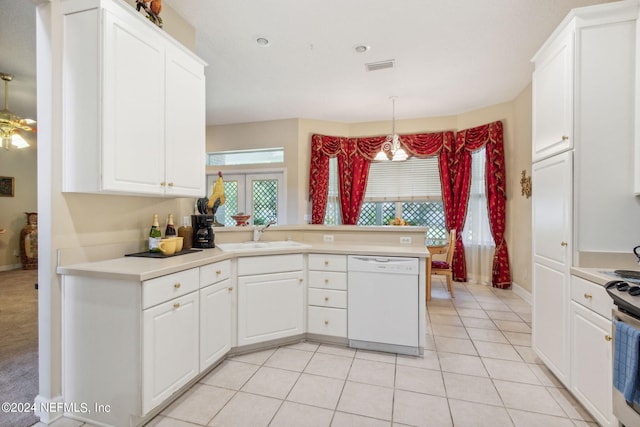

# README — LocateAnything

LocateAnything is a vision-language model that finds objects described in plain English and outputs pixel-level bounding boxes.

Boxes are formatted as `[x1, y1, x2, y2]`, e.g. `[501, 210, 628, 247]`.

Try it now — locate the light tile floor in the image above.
[36, 278, 599, 427]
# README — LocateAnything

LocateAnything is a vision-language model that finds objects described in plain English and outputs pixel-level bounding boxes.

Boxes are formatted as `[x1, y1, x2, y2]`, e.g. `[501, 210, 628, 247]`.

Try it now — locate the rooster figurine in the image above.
[207, 171, 226, 226]
[136, 0, 163, 27]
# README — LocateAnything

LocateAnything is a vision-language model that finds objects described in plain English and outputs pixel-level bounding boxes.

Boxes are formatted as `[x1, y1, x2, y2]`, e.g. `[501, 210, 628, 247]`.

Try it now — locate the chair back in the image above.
[445, 229, 456, 265]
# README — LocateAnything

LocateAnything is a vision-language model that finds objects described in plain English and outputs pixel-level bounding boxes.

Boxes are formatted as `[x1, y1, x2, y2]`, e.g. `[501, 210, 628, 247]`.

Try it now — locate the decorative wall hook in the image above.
[520, 170, 532, 198]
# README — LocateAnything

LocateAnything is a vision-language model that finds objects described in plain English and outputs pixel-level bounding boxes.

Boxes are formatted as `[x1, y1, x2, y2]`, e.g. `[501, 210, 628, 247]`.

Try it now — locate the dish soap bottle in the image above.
[165, 213, 177, 237]
[149, 214, 161, 252]
[178, 216, 193, 250]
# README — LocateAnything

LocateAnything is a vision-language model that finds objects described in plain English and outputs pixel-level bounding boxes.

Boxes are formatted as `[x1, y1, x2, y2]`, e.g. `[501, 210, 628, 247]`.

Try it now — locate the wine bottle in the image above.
[178, 216, 193, 250]
[149, 214, 162, 252]
[165, 213, 177, 237]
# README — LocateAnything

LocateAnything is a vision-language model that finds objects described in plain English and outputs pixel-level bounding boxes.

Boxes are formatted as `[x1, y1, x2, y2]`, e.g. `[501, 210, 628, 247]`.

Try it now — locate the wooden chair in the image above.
[427, 229, 456, 299]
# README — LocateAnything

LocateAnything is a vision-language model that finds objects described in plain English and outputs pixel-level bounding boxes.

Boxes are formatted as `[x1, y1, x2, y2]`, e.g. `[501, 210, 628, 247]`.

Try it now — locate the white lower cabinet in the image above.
[237, 254, 305, 346]
[142, 290, 199, 414]
[238, 271, 304, 345]
[199, 260, 233, 372]
[570, 275, 615, 427]
[62, 267, 202, 426]
[307, 254, 348, 338]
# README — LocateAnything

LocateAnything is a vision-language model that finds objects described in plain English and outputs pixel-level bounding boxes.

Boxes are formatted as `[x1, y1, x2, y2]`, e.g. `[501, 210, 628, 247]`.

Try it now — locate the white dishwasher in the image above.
[347, 255, 420, 356]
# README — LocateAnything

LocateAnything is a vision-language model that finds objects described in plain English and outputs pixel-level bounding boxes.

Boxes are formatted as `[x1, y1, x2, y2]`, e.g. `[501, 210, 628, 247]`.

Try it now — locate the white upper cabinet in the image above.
[532, 24, 574, 162]
[62, 0, 206, 197]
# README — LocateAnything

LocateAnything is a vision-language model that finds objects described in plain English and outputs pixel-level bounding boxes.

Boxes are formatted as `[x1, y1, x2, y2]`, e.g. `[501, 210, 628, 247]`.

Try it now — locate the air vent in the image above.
[365, 60, 395, 72]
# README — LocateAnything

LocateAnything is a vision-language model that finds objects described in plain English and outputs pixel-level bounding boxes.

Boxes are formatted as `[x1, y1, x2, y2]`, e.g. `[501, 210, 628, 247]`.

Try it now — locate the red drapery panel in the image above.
[448, 121, 511, 288]
[440, 133, 471, 282]
[309, 134, 346, 224]
[338, 139, 371, 224]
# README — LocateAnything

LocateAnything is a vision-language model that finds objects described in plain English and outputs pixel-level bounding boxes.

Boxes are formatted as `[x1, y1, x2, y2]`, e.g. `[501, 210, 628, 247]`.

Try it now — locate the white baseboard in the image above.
[512, 281, 532, 305]
[0, 263, 23, 272]
[34, 394, 65, 424]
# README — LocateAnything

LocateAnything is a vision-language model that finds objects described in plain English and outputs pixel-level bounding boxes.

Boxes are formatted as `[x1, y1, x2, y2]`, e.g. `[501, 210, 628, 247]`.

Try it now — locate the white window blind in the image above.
[364, 157, 441, 201]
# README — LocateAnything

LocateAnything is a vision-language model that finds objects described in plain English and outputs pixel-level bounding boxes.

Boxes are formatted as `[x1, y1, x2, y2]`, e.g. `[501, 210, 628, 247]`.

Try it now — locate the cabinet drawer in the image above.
[308, 306, 347, 337]
[200, 260, 231, 287]
[570, 275, 613, 319]
[308, 271, 347, 290]
[143, 268, 199, 309]
[308, 254, 347, 272]
[238, 254, 303, 276]
[308, 288, 347, 309]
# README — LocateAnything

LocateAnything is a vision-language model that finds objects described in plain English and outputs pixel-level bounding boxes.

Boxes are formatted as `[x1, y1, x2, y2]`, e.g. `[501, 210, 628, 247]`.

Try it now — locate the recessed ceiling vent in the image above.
[365, 60, 395, 72]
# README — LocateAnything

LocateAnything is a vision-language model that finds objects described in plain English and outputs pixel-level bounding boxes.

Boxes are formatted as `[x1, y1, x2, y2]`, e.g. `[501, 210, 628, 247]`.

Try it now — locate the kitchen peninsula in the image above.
[57, 225, 430, 427]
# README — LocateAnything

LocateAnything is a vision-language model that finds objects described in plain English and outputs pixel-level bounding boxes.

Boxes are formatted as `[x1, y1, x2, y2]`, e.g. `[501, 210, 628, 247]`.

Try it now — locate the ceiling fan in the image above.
[0, 72, 36, 150]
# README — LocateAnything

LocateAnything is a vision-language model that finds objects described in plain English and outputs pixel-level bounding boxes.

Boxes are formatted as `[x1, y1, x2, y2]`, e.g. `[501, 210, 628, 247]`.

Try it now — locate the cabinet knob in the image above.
[324, 297, 329, 302]
[228, 287, 233, 292]
[324, 320, 329, 325]
[174, 283, 181, 289]
[324, 278, 329, 284]
[324, 260, 329, 266]
[173, 303, 180, 309]
[168, 182, 174, 187]
[560, 241, 568, 247]
[583, 293, 592, 300]
[605, 335, 613, 342]
[160, 181, 166, 186]
[561, 135, 569, 141]
[299, 278, 303, 283]
[216, 270, 222, 275]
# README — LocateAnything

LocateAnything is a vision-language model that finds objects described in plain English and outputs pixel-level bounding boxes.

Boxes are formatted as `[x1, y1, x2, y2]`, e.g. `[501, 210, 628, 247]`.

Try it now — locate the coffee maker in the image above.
[191, 214, 215, 248]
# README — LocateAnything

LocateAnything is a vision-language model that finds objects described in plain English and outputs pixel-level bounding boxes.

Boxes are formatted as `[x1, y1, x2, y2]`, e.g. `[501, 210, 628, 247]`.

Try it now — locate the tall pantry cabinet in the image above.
[532, 2, 640, 426]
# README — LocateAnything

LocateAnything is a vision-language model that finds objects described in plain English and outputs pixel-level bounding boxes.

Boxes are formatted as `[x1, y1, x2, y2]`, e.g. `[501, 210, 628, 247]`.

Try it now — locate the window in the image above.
[207, 172, 286, 226]
[323, 157, 341, 225]
[462, 146, 495, 284]
[206, 148, 284, 166]
[323, 156, 447, 239]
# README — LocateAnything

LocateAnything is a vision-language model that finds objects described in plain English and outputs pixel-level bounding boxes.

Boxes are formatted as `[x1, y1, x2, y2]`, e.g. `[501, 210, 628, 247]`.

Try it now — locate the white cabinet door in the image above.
[532, 25, 574, 162]
[532, 261, 570, 384]
[532, 151, 572, 386]
[164, 42, 206, 197]
[200, 279, 232, 371]
[102, 7, 165, 195]
[571, 302, 613, 427]
[532, 152, 572, 269]
[143, 291, 199, 414]
[238, 271, 304, 346]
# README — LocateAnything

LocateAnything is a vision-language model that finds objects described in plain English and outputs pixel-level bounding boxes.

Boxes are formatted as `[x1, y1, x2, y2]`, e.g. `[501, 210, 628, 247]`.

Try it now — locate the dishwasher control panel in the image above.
[348, 256, 419, 275]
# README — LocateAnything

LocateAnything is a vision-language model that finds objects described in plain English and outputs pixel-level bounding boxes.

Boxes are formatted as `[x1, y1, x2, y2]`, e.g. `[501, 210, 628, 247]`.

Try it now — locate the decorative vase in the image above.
[20, 212, 37, 270]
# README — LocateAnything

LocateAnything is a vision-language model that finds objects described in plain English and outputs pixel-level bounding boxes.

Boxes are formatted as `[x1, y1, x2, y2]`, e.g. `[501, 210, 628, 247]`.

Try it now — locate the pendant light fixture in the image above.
[375, 96, 407, 162]
[0, 73, 34, 150]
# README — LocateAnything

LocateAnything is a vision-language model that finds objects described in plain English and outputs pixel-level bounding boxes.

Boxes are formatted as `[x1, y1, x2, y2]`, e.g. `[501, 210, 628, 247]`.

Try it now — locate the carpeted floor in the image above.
[0, 268, 39, 427]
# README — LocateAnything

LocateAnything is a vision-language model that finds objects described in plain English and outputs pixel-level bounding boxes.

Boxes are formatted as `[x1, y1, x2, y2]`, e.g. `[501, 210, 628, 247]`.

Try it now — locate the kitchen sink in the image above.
[216, 240, 311, 252]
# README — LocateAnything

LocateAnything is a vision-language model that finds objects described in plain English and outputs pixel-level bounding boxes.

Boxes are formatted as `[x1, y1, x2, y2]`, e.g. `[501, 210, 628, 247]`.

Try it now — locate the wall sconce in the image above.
[520, 170, 532, 198]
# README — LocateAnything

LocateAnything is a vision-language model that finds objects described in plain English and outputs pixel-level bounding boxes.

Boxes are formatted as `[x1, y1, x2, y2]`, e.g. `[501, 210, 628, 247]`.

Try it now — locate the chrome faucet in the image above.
[253, 219, 277, 241]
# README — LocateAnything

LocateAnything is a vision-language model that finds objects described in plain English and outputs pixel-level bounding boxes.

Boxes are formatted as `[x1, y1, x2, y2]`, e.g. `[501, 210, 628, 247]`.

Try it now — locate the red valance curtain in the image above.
[309, 122, 510, 289]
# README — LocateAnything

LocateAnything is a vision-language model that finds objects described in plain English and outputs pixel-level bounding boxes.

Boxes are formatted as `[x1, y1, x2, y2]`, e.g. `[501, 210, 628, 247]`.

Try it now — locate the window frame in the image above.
[206, 168, 287, 226]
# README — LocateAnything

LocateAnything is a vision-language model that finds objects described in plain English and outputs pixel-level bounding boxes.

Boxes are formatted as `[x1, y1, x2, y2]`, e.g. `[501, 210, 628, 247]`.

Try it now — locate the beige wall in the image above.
[511, 85, 533, 293]
[0, 147, 37, 269]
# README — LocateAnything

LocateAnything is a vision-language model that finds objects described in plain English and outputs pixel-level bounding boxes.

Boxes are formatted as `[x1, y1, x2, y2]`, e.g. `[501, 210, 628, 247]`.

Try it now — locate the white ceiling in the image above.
[0, 0, 616, 130]
[164, 0, 615, 125]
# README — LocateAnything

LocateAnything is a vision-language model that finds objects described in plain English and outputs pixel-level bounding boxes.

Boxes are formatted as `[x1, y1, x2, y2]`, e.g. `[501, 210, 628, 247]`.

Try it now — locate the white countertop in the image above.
[571, 267, 622, 287]
[57, 242, 430, 282]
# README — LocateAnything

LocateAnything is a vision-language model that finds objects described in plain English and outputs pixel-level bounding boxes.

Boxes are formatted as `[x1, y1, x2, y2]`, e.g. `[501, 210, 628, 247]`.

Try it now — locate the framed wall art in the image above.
[0, 176, 15, 197]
